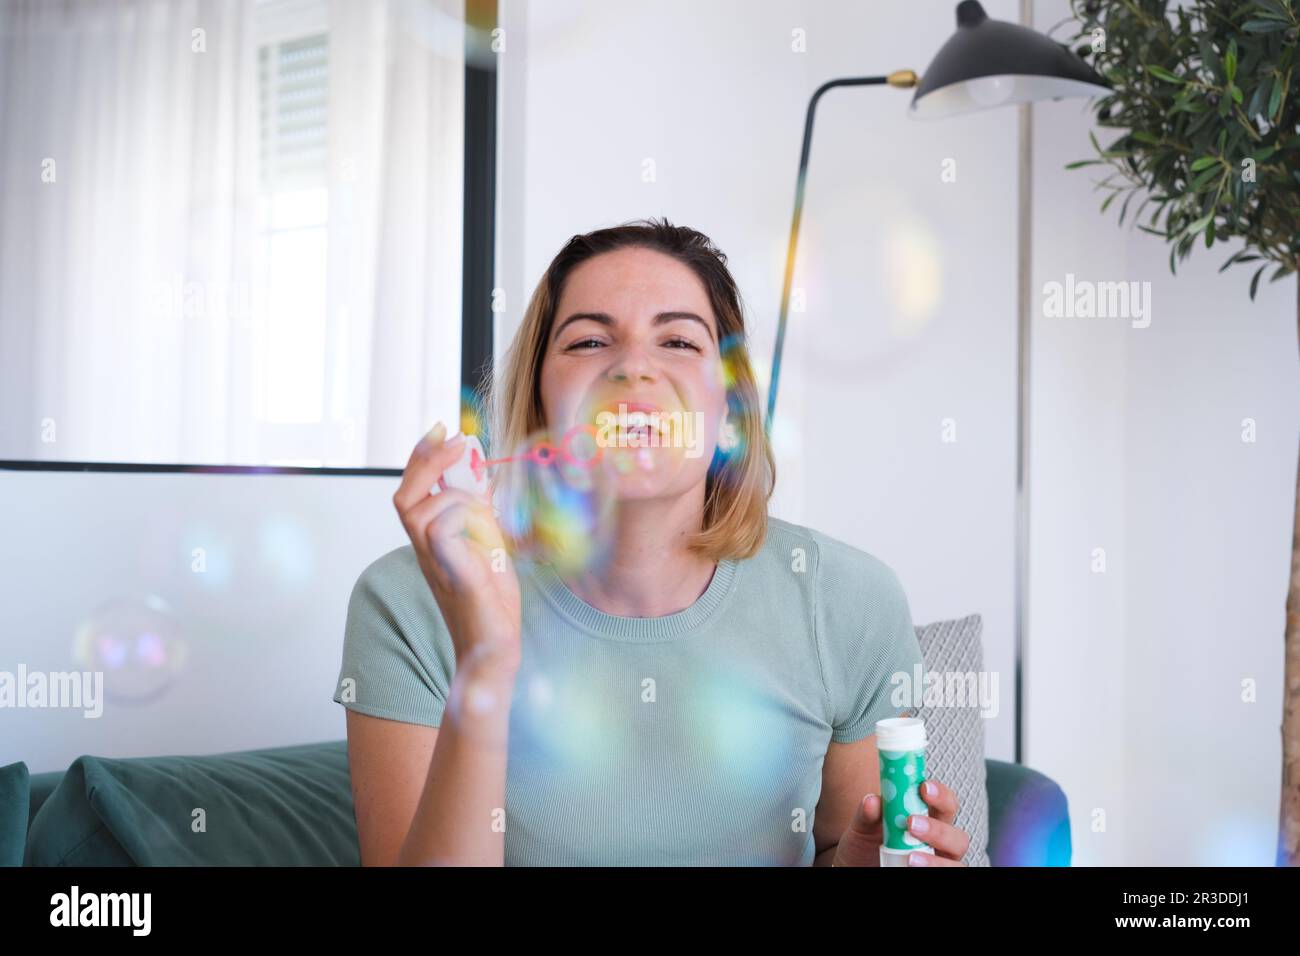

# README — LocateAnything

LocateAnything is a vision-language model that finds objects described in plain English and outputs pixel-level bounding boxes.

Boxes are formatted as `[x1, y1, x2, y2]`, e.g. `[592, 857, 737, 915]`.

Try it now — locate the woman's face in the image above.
[539, 246, 728, 502]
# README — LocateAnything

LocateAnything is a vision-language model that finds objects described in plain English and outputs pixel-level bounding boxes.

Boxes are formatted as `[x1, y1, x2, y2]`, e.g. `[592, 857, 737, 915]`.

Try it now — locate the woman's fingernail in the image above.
[446, 431, 466, 447]
[862, 794, 875, 811]
[909, 815, 929, 835]
[908, 852, 930, 866]
[426, 422, 446, 444]
[924, 781, 937, 797]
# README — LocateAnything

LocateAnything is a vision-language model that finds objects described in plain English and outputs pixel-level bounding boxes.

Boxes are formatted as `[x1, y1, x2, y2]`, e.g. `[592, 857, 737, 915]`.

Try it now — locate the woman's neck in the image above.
[556, 490, 716, 618]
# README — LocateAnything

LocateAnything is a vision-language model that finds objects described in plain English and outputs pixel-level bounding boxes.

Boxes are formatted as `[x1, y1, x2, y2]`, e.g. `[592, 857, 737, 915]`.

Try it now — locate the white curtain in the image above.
[0, 0, 464, 468]
[328, 0, 464, 468]
[0, 0, 260, 464]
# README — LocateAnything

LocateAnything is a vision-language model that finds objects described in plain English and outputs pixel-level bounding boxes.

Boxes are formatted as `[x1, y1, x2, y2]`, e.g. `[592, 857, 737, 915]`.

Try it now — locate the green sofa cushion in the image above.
[0, 761, 30, 867]
[24, 740, 358, 866]
[985, 758, 1072, 866]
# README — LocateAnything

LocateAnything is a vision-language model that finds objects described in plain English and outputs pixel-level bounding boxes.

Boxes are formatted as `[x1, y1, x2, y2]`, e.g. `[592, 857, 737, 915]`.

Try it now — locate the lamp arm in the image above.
[763, 70, 918, 440]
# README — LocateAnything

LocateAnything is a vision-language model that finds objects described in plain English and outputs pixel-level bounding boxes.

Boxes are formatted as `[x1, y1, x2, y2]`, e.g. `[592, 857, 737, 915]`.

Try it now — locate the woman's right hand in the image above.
[392, 422, 522, 680]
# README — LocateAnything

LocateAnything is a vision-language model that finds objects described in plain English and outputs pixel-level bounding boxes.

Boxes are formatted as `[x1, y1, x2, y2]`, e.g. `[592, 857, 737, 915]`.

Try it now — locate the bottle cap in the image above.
[875, 716, 926, 752]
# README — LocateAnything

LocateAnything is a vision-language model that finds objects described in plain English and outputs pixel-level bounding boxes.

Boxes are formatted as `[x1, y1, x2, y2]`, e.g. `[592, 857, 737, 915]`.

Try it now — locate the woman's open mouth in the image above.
[596, 407, 677, 447]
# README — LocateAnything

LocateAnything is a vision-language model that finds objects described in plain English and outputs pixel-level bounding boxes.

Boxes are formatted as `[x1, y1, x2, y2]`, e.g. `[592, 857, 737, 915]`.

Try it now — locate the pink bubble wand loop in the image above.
[438, 423, 607, 496]
[476, 423, 604, 477]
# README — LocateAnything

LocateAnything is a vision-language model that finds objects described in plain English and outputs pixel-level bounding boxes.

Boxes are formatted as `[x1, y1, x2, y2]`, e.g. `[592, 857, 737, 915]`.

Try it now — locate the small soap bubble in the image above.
[73, 596, 188, 704]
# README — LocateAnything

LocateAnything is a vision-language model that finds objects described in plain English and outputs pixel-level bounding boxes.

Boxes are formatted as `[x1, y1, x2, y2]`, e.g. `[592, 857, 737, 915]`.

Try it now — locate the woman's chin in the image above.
[601, 447, 694, 499]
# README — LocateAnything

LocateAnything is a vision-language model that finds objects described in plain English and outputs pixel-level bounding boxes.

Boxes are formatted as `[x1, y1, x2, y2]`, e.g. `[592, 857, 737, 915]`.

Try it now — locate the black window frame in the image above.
[0, 0, 497, 479]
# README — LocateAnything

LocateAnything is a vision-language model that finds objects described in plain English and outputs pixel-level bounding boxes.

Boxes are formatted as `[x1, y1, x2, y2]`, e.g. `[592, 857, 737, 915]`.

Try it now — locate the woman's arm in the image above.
[812, 735, 881, 866]
[351, 422, 522, 866]
[346, 654, 518, 866]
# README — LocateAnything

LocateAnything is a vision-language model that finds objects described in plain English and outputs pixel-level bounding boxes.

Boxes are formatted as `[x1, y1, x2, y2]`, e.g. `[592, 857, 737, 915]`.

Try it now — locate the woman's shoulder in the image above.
[353, 543, 421, 587]
[348, 544, 437, 617]
[758, 515, 905, 594]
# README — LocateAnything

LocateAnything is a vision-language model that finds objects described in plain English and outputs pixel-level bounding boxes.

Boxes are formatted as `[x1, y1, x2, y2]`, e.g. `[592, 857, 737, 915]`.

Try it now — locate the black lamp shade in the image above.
[910, 0, 1110, 119]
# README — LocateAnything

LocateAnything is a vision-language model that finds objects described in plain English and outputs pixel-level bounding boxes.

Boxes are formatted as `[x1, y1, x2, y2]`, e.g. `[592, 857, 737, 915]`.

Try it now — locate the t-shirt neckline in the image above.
[528, 556, 739, 642]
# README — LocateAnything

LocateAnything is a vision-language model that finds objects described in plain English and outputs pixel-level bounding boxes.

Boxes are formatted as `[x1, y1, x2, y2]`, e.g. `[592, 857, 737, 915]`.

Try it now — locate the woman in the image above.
[333, 218, 971, 867]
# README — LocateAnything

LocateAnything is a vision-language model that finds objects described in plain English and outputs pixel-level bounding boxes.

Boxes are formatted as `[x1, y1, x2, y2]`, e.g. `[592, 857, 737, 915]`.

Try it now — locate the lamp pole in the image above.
[762, 70, 918, 441]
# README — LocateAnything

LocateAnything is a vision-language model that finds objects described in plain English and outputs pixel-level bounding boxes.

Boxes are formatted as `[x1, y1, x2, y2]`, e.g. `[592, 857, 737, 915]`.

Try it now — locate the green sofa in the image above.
[2, 740, 1071, 866]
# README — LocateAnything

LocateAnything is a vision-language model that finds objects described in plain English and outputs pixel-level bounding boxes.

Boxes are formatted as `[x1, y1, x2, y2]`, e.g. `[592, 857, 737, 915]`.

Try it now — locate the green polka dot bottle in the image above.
[875, 717, 935, 867]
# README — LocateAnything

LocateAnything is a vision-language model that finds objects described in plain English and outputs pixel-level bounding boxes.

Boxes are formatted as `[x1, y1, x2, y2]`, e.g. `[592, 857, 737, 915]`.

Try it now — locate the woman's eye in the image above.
[566, 337, 700, 352]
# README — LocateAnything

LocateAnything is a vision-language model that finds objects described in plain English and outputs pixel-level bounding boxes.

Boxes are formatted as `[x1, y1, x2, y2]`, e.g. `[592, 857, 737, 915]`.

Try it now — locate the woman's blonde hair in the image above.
[482, 217, 776, 562]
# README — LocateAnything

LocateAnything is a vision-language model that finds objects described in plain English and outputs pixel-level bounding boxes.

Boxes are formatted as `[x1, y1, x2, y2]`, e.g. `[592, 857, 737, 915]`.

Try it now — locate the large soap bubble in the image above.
[490, 424, 619, 576]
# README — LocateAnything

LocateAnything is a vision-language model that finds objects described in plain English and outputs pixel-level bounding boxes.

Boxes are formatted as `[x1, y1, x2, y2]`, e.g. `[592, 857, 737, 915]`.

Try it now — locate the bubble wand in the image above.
[437, 424, 605, 496]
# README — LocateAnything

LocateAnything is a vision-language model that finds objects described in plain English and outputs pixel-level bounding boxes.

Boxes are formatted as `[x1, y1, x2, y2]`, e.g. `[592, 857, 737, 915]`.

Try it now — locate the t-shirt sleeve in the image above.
[331, 547, 457, 728]
[815, 544, 925, 744]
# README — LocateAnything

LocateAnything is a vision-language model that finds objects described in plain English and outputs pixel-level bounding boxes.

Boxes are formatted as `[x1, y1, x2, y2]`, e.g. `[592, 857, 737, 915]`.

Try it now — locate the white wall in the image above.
[0, 470, 408, 773]
[1029, 0, 1296, 865]
[497, 0, 1022, 763]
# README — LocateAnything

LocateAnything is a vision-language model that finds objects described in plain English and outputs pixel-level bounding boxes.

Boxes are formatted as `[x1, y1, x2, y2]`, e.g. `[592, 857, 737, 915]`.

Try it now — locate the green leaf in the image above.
[1065, 159, 1104, 169]
[1231, 84, 1244, 105]
[1226, 40, 1238, 85]
[1218, 251, 1263, 273]
[1190, 166, 1221, 191]
[1190, 155, 1220, 171]
[1242, 19, 1290, 33]
[1146, 64, 1186, 83]
[1119, 190, 1137, 226]
[1131, 130, 1164, 145]
[1248, 79, 1270, 118]
[1249, 264, 1266, 300]
[1269, 74, 1284, 121]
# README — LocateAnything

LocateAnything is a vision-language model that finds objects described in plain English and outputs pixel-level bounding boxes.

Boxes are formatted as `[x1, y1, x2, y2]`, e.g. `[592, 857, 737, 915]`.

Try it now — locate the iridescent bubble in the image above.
[719, 331, 746, 391]
[687, 670, 792, 802]
[258, 515, 314, 588]
[72, 596, 188, 704]
[493, 426, 617, 576]
[459, 385, 489, 443]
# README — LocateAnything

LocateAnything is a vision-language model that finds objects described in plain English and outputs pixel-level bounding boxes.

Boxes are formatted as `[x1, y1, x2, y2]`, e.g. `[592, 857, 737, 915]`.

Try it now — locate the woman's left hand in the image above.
[831, 778, 970, 867]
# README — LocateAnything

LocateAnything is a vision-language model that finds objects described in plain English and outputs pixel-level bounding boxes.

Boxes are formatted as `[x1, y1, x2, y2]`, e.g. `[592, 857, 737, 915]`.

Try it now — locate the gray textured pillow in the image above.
[904, 613, 991, 867]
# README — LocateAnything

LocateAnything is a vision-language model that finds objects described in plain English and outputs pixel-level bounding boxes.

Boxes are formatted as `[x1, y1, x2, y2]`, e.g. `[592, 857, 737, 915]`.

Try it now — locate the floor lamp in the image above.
[763, 0, 1110, 763]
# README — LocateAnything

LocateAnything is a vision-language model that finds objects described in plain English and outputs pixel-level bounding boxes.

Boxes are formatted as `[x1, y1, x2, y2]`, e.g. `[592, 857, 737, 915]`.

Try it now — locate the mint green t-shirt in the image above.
[332, 515, 923, 866]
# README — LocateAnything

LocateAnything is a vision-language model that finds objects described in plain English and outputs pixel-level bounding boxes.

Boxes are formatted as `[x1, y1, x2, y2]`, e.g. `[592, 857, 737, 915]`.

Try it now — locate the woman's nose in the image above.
[606, 344, 657, 383]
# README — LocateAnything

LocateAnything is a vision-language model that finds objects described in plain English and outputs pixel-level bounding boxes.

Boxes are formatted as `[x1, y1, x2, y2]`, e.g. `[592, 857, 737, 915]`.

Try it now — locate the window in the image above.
[252, 6, 336, 466]
[0, 0, 478, 470]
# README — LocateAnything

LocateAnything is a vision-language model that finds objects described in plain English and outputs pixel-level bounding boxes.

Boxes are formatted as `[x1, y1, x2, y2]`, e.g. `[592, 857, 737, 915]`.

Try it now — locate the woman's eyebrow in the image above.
[552, 310, 716, 343]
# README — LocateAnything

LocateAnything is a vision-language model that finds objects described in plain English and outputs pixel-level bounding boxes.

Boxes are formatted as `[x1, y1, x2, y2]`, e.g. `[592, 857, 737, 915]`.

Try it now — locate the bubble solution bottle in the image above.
[874, 716, 936, 867]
